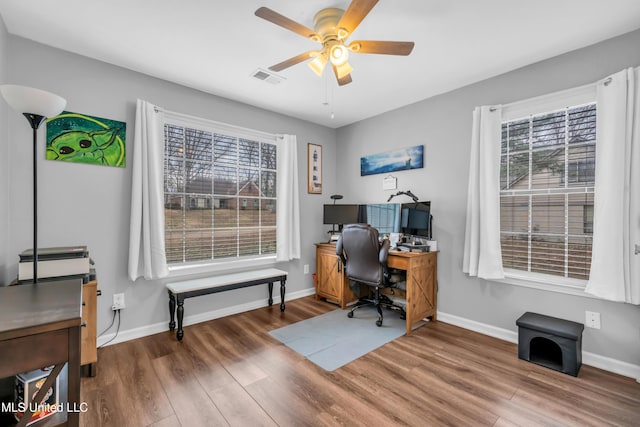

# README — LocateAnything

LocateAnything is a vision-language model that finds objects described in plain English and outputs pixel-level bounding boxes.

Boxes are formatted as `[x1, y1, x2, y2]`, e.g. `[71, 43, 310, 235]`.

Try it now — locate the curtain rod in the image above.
[487, 73, 622, 113]
[152, 104, 278, 140]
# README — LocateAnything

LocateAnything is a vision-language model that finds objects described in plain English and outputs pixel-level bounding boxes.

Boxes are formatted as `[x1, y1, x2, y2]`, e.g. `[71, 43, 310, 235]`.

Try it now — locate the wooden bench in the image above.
[167, 268, 287, 341]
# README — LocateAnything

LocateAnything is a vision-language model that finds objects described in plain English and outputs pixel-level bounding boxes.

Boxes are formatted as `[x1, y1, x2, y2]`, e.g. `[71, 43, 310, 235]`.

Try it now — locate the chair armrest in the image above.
[379, 239, 390, 264]
[336, 235, 347, 265]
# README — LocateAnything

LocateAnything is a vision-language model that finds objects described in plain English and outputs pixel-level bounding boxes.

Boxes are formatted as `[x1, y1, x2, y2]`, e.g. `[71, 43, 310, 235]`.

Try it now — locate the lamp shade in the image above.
[308, 53, 328, 77]
[329, 44, 349, 66]
[0, 84, 66, 118]
[334, 61, 353, 79]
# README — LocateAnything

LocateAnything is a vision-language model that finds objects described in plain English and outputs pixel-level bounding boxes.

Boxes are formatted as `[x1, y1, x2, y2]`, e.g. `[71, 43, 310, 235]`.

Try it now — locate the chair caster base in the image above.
[347, 311, 354, 318]
[376, 318, 383, 327]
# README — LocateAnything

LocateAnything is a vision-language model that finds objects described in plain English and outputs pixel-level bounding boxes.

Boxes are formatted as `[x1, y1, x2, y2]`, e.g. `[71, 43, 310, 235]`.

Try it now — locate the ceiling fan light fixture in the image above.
[308, 53, 328, 77]
[337, 28, 349, 40]
[256, 1, 416, 87]
[329, 44, 349, 66]
[335, 61, 353, 79]
[347, 42, 361, 53]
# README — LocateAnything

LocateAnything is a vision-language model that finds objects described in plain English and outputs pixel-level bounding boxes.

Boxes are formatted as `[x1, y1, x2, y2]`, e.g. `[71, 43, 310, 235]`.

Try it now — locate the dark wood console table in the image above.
[0, 279, 83, 427]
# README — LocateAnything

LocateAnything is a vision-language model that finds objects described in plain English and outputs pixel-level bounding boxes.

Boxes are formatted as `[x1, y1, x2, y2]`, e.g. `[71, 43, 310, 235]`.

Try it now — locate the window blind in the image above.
[500, 103, 596, 281]
[163, 119, 277, 265]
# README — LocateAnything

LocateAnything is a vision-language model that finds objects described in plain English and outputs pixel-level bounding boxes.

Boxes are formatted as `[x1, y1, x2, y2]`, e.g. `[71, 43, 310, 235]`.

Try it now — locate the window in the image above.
[500, 103, 596, 281]
[163, 121, 277, 265]
[566, 158, 596, 183]
[560, 145, 596, 184]
[583, 205, 594, 235]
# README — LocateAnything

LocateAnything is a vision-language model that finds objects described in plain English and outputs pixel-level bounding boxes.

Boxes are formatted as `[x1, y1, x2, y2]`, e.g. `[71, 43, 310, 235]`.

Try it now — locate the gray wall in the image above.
[2, 35, 337, 334]
[336, 29, 640, 365]
[0, 20, 8, 399]
[0, 17, 8, 284]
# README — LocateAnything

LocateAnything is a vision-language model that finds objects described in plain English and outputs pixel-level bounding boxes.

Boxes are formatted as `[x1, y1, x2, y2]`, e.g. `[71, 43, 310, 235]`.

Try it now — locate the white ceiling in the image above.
[1, 0, 640, 128]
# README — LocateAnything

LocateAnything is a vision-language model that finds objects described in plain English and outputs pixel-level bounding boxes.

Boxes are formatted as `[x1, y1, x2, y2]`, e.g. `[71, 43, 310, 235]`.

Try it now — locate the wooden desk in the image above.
[315, 243, 438, 335]
[0, 279, 83, 427]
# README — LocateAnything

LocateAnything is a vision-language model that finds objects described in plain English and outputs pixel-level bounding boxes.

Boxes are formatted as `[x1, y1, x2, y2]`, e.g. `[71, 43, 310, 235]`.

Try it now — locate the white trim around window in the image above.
[496, 269, 601, 299]
[167, 255, 277, 277]
[500, 82, 598, 291]
[162, 109, 279, 274]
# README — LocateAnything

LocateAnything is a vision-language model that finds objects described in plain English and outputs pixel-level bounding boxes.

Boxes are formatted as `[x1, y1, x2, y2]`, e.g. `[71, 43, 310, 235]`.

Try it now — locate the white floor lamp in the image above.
[1, 85, 66, 284]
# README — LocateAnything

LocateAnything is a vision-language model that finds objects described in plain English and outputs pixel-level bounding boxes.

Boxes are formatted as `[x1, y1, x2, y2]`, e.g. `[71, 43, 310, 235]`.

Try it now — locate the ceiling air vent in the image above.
[251, 68, 285, 85]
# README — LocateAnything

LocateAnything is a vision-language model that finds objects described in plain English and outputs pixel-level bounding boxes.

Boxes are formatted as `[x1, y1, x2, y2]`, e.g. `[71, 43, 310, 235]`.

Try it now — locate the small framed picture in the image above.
[308, 143, 322, 194]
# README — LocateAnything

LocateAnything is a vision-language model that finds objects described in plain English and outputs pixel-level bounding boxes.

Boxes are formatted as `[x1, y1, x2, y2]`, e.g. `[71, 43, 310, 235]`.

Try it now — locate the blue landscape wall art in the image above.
[360, 145, 424, 176]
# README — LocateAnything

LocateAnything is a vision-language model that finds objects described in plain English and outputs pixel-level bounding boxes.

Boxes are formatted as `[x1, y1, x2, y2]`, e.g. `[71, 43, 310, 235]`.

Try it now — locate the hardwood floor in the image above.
[80, 296, 640, 427]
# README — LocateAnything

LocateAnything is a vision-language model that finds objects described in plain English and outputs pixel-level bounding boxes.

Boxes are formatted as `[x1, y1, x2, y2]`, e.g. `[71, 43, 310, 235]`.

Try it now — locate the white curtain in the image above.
[585, 67, 640, 304]
[276, 134, 301, 261]
[463, 106, 505, 279]
[128, 99, 169, 281]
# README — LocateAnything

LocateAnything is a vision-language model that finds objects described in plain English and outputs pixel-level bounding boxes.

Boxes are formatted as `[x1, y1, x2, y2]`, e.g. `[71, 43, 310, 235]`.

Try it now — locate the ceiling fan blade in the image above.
[255, 7, 319, 40]
[269, 51, 317, 72]
[349, 40, 415, 55]
[332, 65, 353, 86]
[337, 0, 379, 35]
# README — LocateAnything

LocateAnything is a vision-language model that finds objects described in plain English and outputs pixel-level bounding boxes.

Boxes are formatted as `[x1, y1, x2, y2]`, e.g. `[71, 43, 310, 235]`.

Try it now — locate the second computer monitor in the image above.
[323, 204, 360, 231]
[401, 201, 431, 238]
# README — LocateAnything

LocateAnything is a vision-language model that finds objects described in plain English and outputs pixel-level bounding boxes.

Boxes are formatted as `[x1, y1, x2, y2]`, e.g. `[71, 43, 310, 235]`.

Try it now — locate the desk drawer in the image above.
[387, 256, 408, 270]
[0, 329, 69, 378]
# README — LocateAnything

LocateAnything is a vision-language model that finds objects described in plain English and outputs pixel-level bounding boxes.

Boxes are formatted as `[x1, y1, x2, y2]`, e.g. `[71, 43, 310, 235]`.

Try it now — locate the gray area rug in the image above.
[269, 306, 407, 371]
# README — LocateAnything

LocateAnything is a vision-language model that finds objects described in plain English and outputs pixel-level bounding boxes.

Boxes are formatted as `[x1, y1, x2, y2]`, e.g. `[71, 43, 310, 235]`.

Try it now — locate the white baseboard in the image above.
[437, 311, 640, 381]
[97, 288, 316, 347]
[437, 312, 519, 343]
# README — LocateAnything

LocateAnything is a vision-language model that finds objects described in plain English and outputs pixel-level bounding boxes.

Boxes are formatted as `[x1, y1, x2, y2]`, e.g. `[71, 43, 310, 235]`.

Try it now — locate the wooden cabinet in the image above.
[315, 243, 357, 308]
[81, 280, 98, 374]
[315, 243, 438, 335]
[388, 251, 438, 335]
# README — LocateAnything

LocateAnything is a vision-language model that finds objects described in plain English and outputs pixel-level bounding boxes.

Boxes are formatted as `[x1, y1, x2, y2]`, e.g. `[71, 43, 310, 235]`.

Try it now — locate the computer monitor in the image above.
[401, 201, 431, 238]
[363, 203, 401, 234]
[323, 204, 359, 230]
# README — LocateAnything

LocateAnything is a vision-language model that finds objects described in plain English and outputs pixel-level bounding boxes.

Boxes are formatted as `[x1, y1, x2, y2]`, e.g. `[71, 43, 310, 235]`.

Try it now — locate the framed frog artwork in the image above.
[46, 111, 126, 167]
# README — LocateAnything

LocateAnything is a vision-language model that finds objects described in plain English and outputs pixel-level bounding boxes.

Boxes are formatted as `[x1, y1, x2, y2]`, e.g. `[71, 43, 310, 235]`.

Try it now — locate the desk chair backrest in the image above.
[336, 224, 389, 287]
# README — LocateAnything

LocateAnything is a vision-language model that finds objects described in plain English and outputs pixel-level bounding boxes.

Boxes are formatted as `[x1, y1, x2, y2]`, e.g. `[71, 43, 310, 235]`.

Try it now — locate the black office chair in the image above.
[336, 224, 406, 327]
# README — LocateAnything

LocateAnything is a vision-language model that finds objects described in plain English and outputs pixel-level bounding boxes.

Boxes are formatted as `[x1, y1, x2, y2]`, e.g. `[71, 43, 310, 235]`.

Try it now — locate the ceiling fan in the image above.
[255, 0, 415, 86]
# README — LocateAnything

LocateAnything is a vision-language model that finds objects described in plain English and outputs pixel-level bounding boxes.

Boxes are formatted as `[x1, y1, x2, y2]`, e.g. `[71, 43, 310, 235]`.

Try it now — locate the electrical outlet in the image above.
[585, 311, 600, 329]
[303, 264, 309, 274]
[112, 293, 125, 310]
